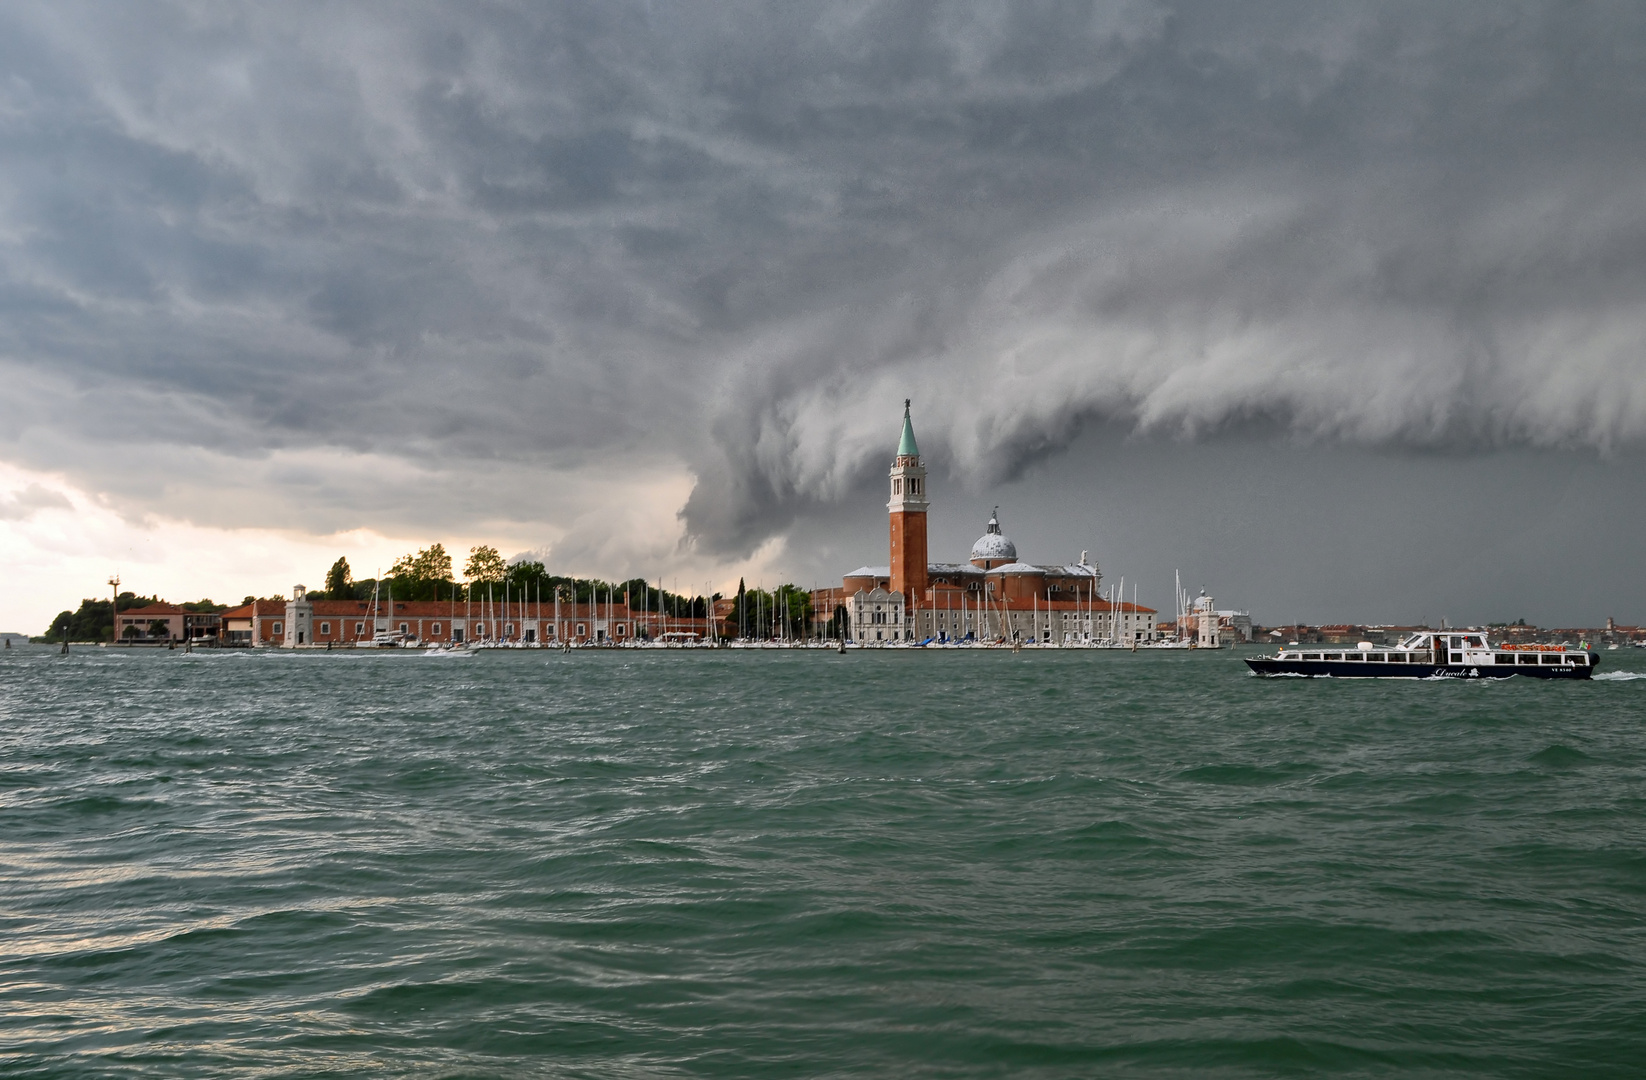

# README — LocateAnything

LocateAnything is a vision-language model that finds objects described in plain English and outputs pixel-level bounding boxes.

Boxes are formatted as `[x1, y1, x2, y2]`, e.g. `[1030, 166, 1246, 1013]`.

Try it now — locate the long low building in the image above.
[221, 588, 711, 647]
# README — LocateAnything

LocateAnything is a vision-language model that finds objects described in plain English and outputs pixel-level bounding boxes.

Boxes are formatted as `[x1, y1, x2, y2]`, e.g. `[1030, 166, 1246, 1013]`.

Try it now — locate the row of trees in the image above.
[730, 582, 819, 642]
[306, 546, 717, 618]
[307, 547, 845, 638]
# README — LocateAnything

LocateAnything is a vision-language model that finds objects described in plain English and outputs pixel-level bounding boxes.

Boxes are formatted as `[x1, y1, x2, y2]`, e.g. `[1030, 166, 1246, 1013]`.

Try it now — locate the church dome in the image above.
[970, 509, 1017, 563]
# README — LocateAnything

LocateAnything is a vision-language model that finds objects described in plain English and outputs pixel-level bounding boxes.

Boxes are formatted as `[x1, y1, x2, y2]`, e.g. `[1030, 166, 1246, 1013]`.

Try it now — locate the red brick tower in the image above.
[888, 400, 928, 614]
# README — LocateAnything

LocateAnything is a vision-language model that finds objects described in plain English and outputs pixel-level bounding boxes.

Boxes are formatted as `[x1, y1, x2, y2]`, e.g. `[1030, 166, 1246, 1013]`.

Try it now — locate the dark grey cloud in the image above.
[3, 1, 1646, 584]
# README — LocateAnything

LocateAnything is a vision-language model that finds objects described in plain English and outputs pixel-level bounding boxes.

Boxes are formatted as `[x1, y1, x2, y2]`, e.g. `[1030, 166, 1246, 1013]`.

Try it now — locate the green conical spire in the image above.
[897, 399, 919, 457]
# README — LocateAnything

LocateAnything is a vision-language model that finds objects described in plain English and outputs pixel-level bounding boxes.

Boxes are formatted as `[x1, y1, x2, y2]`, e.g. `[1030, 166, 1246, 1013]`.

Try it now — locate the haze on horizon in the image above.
[3, 1, 1646, 632]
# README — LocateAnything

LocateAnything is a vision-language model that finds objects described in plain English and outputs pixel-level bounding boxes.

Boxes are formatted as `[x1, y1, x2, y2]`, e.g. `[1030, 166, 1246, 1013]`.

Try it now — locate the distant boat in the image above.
[1247, 630, 1598, 679]
[366, 579, 412, 647]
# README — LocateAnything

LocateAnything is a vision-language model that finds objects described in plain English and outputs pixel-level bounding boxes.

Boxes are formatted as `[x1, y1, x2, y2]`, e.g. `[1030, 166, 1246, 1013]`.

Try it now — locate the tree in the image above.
[392, 544, 453, 583]
[414, 544, 453, 582]
[383, 545, 456, 601]
[325, 557, 353, 597]
[465, 545, 506, 584]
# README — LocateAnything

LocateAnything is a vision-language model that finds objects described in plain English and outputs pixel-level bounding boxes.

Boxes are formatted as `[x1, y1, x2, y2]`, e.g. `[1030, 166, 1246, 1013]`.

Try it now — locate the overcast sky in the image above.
[4, 1, 1646, 630]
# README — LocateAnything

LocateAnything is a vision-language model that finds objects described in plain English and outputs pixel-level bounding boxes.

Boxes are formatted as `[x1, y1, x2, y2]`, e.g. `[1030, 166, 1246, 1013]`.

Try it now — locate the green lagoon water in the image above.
[2, 644, 1645, 1077]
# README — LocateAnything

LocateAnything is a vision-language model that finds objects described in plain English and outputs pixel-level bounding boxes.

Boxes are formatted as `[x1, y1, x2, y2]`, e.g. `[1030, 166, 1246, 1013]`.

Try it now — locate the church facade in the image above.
[833, 403, 1156, 645]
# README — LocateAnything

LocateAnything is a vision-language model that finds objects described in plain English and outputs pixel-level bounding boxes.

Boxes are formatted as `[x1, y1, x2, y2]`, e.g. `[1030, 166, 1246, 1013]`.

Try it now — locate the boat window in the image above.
[1495, 654, 1516, 665]
[1541, 654, 1562, 665]
[1324, 652, 1342, 661]
[1303, 653, 1321, 660]
[1449, 652, 1463, 663]
[1519, 654, 1539, 665]
[1387, 653, 1403, 662]
[1344, 652, 1363, 661]
[1465, 636, 1484, 648]
[1367, 653, 1385, 662]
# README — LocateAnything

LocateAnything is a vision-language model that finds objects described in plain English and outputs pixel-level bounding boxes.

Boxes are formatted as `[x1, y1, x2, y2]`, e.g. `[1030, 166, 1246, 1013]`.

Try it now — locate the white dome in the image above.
[970, 508, 1017, 562]
[971, 533, 1017, 560]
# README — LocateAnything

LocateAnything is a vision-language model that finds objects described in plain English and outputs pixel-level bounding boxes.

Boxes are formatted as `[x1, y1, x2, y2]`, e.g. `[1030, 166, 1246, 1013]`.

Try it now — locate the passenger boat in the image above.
[1246, 631, 1598, 679]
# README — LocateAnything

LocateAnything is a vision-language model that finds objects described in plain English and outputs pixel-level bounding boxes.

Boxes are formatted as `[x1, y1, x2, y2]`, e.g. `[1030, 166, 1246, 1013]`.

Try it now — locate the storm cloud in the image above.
[4, 2, 1646, 564]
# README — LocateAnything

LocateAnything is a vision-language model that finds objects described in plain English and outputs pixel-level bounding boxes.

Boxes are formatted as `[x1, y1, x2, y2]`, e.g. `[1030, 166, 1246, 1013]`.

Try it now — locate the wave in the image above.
[1593, 671, 1646, 681]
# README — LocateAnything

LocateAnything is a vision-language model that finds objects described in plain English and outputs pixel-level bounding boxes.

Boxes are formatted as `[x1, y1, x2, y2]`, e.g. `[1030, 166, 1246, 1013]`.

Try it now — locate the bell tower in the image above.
[888, 400, 929, 608]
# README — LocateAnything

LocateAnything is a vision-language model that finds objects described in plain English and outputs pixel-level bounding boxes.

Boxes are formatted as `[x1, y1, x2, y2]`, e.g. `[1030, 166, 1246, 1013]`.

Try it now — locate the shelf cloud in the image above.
[4, 1, 1646, 569]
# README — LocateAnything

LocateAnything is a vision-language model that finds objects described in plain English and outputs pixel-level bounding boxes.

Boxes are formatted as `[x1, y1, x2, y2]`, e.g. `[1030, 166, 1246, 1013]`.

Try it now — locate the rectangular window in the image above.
[319, 622, 330, 635]
[452, 628, 464, 643]
[1541, 654, 1562, 665]
[1367, 653, 1385, 662]
[399, 623, 408, 634]
[1324, 652, 1341, 660]
[1303, 653, 1321, 660]
[1344, 652, 1363, 661]
[432, 623, 441, 634]
[1495, 654, 1516, 665]
[576, 623, 586, 636]
[355, 622, 364, 635]
[1519, 654, 1539, 665]
[893, 479, 902, 494]
[1450, 652, 1463, 663]
[616, 624, 626, 636]
[505, 623, 514, 635]
[273, 622, 283, 634]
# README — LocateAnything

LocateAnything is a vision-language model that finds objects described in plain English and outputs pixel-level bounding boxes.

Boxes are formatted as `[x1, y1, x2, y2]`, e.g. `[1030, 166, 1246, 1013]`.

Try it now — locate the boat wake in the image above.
[1593, 670, 1646, 681]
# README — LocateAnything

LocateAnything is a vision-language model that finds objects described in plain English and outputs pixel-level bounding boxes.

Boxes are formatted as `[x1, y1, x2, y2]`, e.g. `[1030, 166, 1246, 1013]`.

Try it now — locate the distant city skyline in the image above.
[3, 3, 1646, 631]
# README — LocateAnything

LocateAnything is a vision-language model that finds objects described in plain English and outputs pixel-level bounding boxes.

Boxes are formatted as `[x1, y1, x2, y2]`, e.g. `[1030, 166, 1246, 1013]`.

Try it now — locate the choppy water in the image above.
[2, 644, 1645, 1077]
